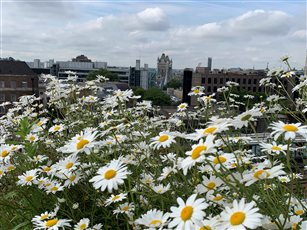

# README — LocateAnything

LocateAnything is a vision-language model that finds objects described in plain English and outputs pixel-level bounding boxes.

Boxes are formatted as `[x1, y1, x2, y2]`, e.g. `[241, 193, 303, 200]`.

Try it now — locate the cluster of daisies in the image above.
[0, 70, 306, 230]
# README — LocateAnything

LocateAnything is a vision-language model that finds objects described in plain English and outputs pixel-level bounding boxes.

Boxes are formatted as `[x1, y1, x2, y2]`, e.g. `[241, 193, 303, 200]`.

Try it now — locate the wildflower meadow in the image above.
[0, 58, 306, 229]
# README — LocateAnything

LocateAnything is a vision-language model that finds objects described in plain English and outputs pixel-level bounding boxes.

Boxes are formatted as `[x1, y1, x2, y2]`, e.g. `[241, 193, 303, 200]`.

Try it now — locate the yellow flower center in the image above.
[76, 139, 89, 150]
[112, 195, 121, 201]
[65, 162, 74, 169]
[122, 206, 129, 211]
[51, 186, 58, 191]
[150, 219, 162, 226]
[159, 135, 169, 142]
[271, 146, 281, 151]
[29, 136, 36, 142]
[203, 127, 216, 134]
[206, 182, 216, 190]
[11, 146, 17, 151]
[104, 169, 117, 180]
[1, 150, 9, 158]
[230, 212, 246, 225]
[294, 209, 304, 215]
[7, 165, 16, 171]
[191, 145, 207, 160]
[43, 166, 51, 172]
[213, 195, 223, 201]
[70, 175, 77, 181]
[0, 170, 3, 175]
[40, 214, 48, 220]
[180, 206, 193, 221]
[45, 219, 58, 227]
[80, 223, 87, 230]
[37, 121, 43, 126]
[253, 169, 270, 179]
[193, 89, 200, 94]
[283, 124, 298, 132]
[54, 125, 61, 131]
[25, 176, 33, 182]
[213, 156, 227, 164]
[200, 226, 212, 230]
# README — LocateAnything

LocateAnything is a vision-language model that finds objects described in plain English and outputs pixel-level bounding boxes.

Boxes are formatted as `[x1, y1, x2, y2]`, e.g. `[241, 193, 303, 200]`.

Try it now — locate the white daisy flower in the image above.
[232, 108, 262, 129]
[17, 169, 39, 186]
[188, 86, 205, 96]
[104, 193, 127, 206]
[219, 198, 262, 230]
[33, 218, 71, 230]
[26, 133, 39, 143]
[74, 218, 90, 230]
[149, 132, 176, 150]
[259, 142, 287, 155]
[243, 164, 286, 186]
[181, 135, 216, 175]
[196, 174, 223, 194]
[135, 209, 169, 229]
[168, 194, 208, 229]
[49, 124, 65, 133]
[151, 183, 171, 194]
[59, 128, 99, 155]
[177, 103, 188, 112]
[89, 159, 129, 193]
[270, 121, 307, 140]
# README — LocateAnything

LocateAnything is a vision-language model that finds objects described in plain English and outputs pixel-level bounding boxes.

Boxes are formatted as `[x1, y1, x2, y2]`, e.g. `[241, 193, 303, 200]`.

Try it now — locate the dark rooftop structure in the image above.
[0, 60, 36, 75]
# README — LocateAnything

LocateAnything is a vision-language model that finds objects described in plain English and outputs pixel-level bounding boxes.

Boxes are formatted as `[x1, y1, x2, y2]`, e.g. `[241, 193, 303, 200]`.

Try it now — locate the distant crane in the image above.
[197, 62, 202, 67]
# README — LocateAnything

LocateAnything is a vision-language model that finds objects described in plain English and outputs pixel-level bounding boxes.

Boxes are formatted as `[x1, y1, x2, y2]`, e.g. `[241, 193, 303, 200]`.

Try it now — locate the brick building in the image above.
[0, 60, 39, 114]
[192, 68, 292, 95]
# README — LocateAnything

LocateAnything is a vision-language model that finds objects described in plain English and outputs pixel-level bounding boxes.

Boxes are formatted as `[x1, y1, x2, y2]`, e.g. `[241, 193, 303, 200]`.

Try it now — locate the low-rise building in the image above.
[0, 60, 39, 114]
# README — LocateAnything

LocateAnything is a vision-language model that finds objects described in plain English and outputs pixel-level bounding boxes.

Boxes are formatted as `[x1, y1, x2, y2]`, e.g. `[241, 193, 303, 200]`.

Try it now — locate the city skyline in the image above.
[1, 0, 306, 69]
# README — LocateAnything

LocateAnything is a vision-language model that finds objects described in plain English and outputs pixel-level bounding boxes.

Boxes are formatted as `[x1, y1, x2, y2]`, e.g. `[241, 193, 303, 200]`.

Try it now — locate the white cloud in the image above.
[290, 29, 306, 41]
[1, 4, 305, 69]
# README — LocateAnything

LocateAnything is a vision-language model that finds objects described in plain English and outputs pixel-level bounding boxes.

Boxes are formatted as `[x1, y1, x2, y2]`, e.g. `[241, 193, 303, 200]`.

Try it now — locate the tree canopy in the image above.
[87, 69, 119, 81]
[132, 87, 171, 106]
[163, 78, 182, 90]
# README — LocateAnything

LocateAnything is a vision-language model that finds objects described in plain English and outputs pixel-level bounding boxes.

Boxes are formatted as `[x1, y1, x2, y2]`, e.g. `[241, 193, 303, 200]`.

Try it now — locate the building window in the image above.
[238, 79, 241, 84]
[10, 81, 16, 88]
[201, 78, 206, 84]
[208, 78, 212, 84]
[226, 78, 229, 82]
[254, 79, 257, 84]
[213, 86, 217, 92]
[220, 78, 223, 84]
[243, 79, 246, 84]
[248, 87, 251, 91]
[21, 81, 28, 88]
[11, 94, 17, 101]
[0, 81, 4, 88]
[214, 78, 217, 84]
[0, 107, 5, 114]
[207, 86, 211, 92]
[248, 79, 252, 84]
[253, 87, 257, 92]
[0, 93, 5, 101]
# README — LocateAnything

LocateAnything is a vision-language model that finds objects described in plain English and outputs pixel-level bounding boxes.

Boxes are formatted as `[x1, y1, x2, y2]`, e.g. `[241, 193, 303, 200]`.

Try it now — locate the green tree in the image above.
[163, 79, 182, 90]
[143, 87, 171, 106]
[87, 69, 119, 81]
[132, 87, 146, 98]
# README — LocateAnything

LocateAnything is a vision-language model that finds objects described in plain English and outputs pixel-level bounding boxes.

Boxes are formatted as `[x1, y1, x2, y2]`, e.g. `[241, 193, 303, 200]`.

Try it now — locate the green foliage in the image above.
[132, 87, 172, 106]
[163, 78, 182, 90]
[86, 69, 119, 81]
[131, 86, 146, 98]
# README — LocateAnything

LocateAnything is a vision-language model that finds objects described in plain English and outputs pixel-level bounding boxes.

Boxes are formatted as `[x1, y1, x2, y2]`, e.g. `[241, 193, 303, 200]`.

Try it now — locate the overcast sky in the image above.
[1, 0, 306, 69]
